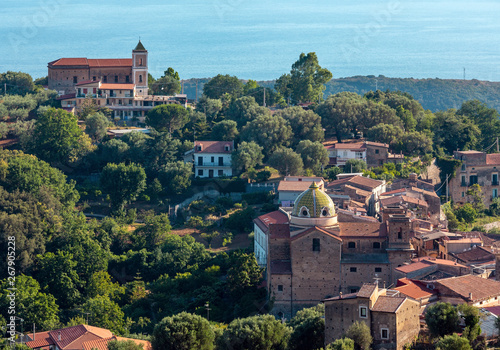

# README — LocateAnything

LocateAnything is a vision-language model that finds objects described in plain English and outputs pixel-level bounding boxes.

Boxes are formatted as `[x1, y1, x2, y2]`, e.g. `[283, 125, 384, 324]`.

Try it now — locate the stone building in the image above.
[325, 141, 403, 168]
[254, 182, 415, 319]
[450, 150, 500, 207]
[324, 283, 420, 350]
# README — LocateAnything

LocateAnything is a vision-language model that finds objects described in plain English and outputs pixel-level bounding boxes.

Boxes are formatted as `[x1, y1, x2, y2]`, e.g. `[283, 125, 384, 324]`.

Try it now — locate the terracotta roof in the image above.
[486, 154, 500, 165]
[99, 83, 135, 90]
[435, 275, 500, 301]
[349, 200, 365, 208]
[344, 185, 372, 198]
[372, 295, 406, 313]
[381, 188, 407, 196]
[345, 176, 384, 190]
[450, 246, 494, 264]
[394, 278, 435, 300]
[483, 306, 500, 316]
[47, 325, 112, 350]
[395, 261, 433, 274]
[270, 260, 292, 274]
[25, 331, 53, 349]
[326, 142, 366, 150]
[194, 141, 234, 154]
[338, 222, 387, 237]
[254, 210, 289, 230]
[278, 180, 323, 192]
[357, 284, 377, 298]
[413, 257, 468, 268]
[290, 226, 342, 242]
[380, 195, 428, 208]
[365, 141, 389, 148]
[87, 59, 132, 67]
[324, 292, 358, 301]
[49, 58, 88, 66]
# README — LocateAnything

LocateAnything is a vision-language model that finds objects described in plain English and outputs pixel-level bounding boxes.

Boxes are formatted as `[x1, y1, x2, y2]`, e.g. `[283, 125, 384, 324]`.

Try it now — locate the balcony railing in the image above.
[493, 181, 499, 186]
[197, 162, 227, 167]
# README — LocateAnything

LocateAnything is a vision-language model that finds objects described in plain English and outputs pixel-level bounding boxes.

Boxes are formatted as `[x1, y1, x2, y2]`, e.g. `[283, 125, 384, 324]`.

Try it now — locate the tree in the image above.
[202, 74, 244, 99]
[394, 131, 433, 156]
[345, 321, 372, 350]
[466, 184, 485, 213]
[0, 275, 59, 331]
[268, 147, 304, 176]
[152, 312, 215, 350]
[344, 159, 367, 173]
[323, 166, 342, 181]
[218, 314, 290, 350]
[35, 251, 81, 309]
[86, 271, 125, 301]
[157, 161, 192, 194]
[100, 162, 146, 210]
[150, 68, 181, 96]
[425, 302, 460, 338]
[458, 100, 500, 150]
[277, 107, 324, 145]
[85, 112, 109, 142]
[211, 120, 239, 141]
[226, 96, 270, 127]
[276, 52, 332, 104]
[146, 104, 189, 134]
[240, 115, 292, 157]
[327, 338, 355, 350]
[226, 251, 263, 295]
[457, 304, 481, 343]
[133, 213, 172, 250]
[231, 141, 264, 172]
[99, 139, 130, 165]
[196, 97, 223, 123]
[296, 140, 329, 174]
[288, 304, 325, 350]
[436, 333, 471, 350]
[0, 71, 34, 95]
[316, 92, 363, 141]
[28, 107, 95, 165]
[433, 110, 480, 154]
[108, 340, 144, 350]
[83, 295, 127, 335]
[454, 203, 477, 224]
[489, 197, 500, 216]
[366, 123, 404, 145]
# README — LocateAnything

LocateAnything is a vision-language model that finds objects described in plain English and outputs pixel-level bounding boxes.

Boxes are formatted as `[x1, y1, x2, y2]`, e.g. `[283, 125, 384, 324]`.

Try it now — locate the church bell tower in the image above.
[132, 40, 148, 96]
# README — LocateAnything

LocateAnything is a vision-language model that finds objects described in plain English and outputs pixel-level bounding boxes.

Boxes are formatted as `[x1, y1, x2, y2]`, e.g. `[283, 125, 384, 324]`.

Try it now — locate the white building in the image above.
[184, 141, 234, 178]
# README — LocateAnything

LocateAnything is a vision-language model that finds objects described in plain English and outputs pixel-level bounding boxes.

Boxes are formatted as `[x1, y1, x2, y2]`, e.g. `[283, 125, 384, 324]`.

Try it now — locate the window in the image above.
[398, 227, 402, 240]
[218, 157, 224, 166]
[93, 88, 96, 94]
[381, 328, 389, 339]
[83, 88, 87, 94]
[461, 163, 466, 171]
[359, 306, 367, 318]
[139, 58, 143, 66]
[469, 175, 478, 186]
[73, 76, 77, 83]
[198, 157, 203, 166]
[461, 192, 465, 198]
[493, 189, 498, 199]
[114, 75, 118, 83]
[224, 145, 230, 151]
[300, 206, 310, 217]
[312, 238, 320, 252]
[277, 285, 283, 292]
[375, 267, 382, 273]
[375, 149, 379, 154]
[103, 76, 107, 83]
[92, 76, 96, 81]
[126, 76, 130, 83]
[218, 170, 223, 176]
[321, 207, 330, 217]
[139, 75, 143, 83]
[348, 242, 356, 249]
[493, 173, 498, 185]
[461, 175, 466, 187]
[198, 169, 203, 176]
[350, 267, 357, 272]
[373, 242, 381, 249]
[211, 156, 214, 163]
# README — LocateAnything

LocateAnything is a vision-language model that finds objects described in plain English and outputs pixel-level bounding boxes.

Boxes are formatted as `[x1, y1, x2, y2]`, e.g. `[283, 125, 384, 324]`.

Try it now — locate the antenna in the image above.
[463, 67, 466, 80]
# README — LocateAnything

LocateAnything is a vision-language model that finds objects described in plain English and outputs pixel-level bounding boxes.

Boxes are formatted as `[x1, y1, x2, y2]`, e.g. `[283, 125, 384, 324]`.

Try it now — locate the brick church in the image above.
[254, 182, 415, 318]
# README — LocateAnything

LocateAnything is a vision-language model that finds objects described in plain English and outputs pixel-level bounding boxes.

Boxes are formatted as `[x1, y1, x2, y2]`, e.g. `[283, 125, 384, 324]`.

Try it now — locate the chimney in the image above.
[58, 331, 61, 341]
[339, 292, 343, 299]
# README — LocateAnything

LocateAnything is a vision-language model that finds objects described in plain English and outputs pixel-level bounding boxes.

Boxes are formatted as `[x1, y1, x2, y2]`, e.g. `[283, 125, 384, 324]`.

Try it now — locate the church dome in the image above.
[291, 182, 336, 218]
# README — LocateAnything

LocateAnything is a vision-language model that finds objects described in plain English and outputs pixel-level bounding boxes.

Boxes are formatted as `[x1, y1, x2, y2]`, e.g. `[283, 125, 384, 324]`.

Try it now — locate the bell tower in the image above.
[132, 40, 148, 96]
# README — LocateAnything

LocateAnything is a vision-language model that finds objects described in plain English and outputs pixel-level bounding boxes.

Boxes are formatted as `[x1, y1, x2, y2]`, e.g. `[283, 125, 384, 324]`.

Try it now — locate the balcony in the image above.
[197, 162, 229, 167]
[493, 181, 499, 186]
[461, 182, 467, 187]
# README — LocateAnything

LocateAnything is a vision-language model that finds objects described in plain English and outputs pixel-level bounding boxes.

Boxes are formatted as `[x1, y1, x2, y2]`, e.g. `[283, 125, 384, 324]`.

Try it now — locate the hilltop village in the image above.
[1, 41, 500, 350]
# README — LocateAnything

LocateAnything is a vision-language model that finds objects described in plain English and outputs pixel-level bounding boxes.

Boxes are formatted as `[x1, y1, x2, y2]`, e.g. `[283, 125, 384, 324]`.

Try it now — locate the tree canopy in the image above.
[202, 74, 244, 99]
[100, 162, 146, 210]
[146, 104, 189, 134]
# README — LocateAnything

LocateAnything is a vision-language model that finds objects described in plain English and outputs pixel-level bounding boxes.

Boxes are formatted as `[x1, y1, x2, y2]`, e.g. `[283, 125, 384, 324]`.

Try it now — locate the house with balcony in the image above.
[449, 150, 500, 207]
[325, 141, 403, 168]
[184, 141, 234, 178]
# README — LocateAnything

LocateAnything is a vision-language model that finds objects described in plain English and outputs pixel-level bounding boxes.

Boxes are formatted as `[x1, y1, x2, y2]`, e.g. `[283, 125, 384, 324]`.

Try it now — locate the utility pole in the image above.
[263, 88, 266, 107]
[463, 68, 466, 80]
[84, 312, 90, 325]
[4, 83, 6, 95]
[195, 80, 198, 102]
[497, 137, 499, 153]
[205, 302, 211, 322]
[446, 173, 449, 203]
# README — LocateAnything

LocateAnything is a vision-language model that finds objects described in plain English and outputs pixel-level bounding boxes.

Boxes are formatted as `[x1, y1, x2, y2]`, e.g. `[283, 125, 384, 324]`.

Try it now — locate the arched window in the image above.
[139, 58, 143, 66]
[299, 206, 310, 217]
[139, 74, 143, 83]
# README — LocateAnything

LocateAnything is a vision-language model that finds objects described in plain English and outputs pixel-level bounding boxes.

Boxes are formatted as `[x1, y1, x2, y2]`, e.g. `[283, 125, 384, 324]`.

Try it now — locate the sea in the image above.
[1, 0, 500, 81]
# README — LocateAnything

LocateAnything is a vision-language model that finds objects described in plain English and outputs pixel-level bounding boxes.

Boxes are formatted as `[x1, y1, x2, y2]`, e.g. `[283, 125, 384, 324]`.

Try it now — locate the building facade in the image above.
[184, 141, 234, 178]
[325, 141, 403, 168]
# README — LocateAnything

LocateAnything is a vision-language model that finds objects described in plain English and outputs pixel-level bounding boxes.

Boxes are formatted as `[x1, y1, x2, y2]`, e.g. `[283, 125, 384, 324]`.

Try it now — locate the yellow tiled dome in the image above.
[291, 182, 335, 218]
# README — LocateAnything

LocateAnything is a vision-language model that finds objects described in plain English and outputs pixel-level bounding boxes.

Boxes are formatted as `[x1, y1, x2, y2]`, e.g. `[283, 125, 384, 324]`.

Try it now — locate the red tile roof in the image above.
[486, 153, 500, 165]
[380, 195, 428, 208]
[483, 306, 500, 316]
[194, 141, 234, 154]
[394, 278, 435, 300]
[338, 222, 387, 237]
[99, 83, 135, 90]
[327, 142, 366, 150]
[25, 331, 53, 349]
[372, 295, 406, 313]
[49, 58, 89, 66]
[328, 175, 383, 191]
[357, 284, 377, 298]
[254, 210, 289, 231]
[395, 260, 433, 273]
[278, 180, 323, 192]
[87, 59, 132, 67]
[435, 275, 500, 301]
[47, 325, 112, 350]
[450, 246, 494, 264]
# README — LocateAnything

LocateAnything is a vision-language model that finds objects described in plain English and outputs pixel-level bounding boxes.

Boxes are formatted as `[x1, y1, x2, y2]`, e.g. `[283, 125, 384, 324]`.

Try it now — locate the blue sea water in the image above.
[0, 0, 499, 81]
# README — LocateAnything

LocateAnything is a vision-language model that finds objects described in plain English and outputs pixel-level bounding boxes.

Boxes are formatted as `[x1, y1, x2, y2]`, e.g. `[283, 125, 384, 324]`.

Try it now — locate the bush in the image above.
[225, 207, 255, 232]
[241, 191, 274, 205]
